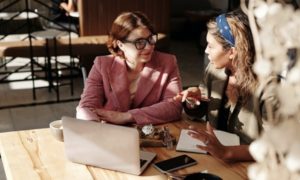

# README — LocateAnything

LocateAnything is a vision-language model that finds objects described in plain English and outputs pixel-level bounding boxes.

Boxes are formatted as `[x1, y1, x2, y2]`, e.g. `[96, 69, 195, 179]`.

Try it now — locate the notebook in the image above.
[176, 129, 240, 154]
[62, 116, 156, 175]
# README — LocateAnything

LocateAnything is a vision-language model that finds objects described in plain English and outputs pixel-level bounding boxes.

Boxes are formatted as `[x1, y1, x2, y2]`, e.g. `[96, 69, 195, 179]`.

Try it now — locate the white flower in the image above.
[272, 53, 289, 74]
[277, 85, 299, 116]
[247, 0, 300, 178]
[286, 68, 300, 84]
[253, 58, 272, 77]
[260, 3, 284, 27]
[285, 143, 300, 172]
[268, 3, 283, 16]
[268, 120, 300, 153]
[259, 28, 286, 62]
[249, 138, 271, 162]
[275, 7, 300, 48]
[248, 164, 269, 180]
[248, 164, 290, 180]
[253, 1, 268, 24]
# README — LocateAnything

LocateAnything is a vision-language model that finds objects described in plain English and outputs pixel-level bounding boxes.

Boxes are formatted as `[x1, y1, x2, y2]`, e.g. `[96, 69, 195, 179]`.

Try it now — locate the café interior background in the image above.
[0, 0, 239, 179]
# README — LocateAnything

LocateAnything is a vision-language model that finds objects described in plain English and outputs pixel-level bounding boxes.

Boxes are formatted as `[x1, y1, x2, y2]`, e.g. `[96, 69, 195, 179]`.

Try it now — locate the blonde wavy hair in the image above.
[207, 10, 258, 103]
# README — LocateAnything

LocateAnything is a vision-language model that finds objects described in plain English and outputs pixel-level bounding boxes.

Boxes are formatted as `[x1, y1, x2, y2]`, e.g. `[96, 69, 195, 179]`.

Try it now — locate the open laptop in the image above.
[62, 116, 156, 175]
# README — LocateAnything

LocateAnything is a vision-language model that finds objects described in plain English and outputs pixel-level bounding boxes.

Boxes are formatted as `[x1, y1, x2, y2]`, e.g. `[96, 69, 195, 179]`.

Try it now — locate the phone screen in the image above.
[153, 155, 197, 172]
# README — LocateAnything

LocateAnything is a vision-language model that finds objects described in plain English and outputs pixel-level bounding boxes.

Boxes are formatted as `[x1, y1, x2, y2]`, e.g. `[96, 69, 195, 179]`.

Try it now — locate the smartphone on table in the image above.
[153, 154, 197, 173]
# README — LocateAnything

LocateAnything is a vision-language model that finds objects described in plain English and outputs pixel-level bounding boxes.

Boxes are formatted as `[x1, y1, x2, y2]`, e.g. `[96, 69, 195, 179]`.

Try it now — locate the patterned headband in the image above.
[216, 14, 235, 47]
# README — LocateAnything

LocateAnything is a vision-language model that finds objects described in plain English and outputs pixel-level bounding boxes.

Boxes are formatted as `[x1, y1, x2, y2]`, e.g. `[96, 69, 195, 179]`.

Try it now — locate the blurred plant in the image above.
[240, 0, 300, 179]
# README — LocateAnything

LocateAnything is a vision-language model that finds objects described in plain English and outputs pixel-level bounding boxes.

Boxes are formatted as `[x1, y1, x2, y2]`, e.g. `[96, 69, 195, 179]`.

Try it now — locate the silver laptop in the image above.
[62, 116, 156, 175]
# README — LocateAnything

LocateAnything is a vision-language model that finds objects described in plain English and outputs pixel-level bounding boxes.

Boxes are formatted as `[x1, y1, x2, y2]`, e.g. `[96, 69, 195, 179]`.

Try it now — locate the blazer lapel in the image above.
[107, 57, 131, 111]
[133, 56, 161, 107]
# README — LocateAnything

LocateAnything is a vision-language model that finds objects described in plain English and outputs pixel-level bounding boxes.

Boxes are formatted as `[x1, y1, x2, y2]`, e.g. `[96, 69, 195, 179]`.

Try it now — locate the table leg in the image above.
[45, 38, 53, 92]
[53, 37, 60, 102]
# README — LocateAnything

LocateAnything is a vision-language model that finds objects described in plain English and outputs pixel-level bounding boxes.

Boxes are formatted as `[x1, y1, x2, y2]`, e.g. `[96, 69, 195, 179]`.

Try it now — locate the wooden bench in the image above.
[0, 33, 168, 77]
[0, 33, 168, 58]
[0, 33, 168, 104]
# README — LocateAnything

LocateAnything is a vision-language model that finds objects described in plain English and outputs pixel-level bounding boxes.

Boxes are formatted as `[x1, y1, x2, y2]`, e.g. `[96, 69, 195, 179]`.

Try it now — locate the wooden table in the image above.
[0, 116, 250, 180]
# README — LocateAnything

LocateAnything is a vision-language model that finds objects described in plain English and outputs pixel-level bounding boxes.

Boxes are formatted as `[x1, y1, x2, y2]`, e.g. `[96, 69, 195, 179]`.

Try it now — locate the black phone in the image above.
[153, 154, 197, 172]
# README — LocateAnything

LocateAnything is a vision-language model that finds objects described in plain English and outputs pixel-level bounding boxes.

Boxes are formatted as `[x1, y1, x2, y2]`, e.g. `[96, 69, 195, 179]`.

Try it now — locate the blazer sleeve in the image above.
[128, 55, 183, 125]
[76, 57, 105, 120]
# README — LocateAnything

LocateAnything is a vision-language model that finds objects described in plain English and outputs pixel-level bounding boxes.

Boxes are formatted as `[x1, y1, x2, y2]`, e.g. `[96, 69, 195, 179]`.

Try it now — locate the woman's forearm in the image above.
[223, 145, 254, 162]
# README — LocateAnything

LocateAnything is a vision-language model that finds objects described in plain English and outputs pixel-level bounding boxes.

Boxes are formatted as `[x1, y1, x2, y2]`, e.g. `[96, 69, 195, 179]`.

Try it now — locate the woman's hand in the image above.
[92, 109, 133, 124]
[188, 122, 232, 162]
[173, 87, 202, 108]
[174, 87, 201, 102]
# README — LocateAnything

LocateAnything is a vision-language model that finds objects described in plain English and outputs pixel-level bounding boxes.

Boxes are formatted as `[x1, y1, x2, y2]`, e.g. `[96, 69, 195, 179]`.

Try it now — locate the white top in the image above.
[69, 12, 79, 18]
[129, 76, 140, 100]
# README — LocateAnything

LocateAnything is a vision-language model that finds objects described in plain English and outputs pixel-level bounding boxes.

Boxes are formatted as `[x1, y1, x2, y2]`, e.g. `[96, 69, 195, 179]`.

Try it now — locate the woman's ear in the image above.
[229, 47, 237, 60]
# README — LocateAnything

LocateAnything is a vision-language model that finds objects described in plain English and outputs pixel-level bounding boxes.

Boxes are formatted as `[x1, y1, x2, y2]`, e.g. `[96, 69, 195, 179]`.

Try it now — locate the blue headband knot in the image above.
[216, 14, 235, 47]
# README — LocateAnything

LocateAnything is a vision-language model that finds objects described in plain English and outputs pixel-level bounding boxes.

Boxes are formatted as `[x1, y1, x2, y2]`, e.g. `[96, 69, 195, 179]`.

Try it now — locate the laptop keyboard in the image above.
[140, 159, 147, 167]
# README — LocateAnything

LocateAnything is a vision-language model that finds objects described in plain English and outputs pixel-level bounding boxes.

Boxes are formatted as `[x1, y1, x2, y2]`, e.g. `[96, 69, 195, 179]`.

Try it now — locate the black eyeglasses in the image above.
[123, 34, 158, 50]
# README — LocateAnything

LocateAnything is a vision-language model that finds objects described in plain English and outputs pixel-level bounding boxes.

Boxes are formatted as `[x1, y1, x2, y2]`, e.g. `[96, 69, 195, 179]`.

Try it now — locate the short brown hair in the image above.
[106, 11, 156, 58]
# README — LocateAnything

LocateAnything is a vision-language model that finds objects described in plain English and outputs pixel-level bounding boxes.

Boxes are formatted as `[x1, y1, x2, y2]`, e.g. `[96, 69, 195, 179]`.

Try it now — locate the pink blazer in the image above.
[76, 51, 183, 125]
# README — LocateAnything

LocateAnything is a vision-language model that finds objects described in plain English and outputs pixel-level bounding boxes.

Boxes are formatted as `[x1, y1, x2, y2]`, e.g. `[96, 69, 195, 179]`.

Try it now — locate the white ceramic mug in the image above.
[49, 120, 64, 142]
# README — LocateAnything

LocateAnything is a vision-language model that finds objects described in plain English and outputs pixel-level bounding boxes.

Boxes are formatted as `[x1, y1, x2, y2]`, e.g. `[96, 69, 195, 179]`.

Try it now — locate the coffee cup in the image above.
[184, 172, 222, 180]
[183, 98, 210, 121]
[49, 120, 64, 142]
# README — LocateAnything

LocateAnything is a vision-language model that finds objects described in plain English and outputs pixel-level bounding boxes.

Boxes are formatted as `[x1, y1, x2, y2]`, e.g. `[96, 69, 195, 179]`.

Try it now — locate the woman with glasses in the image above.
[76, 11, 182, 125]
[174, 10, 276, 162]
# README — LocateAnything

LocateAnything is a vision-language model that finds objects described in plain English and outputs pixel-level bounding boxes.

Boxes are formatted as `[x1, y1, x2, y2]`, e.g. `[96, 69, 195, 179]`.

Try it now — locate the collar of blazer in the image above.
[107, 52, 162, 110]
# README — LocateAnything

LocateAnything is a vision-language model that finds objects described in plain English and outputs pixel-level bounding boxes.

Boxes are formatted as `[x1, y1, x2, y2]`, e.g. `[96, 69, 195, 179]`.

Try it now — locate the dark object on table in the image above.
[184, 172, 222, 180]
[183, 99, 210, 121]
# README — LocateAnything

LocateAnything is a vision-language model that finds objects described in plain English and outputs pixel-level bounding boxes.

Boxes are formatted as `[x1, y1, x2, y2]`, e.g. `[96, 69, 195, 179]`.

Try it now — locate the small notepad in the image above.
[176, 129, 240, 154]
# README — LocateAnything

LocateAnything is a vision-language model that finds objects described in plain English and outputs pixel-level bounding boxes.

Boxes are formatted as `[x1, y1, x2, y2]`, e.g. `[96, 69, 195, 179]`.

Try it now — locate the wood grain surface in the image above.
[0, 115, 250, 180]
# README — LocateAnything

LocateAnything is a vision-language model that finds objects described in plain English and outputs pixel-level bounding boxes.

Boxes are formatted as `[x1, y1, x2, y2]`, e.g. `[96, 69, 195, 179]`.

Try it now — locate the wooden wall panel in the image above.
[78, 0, 170, 36]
